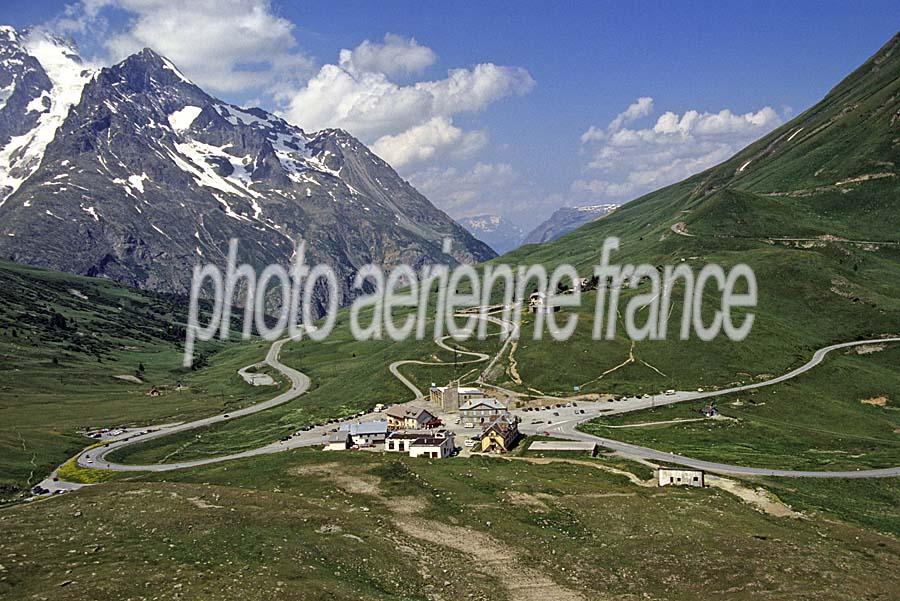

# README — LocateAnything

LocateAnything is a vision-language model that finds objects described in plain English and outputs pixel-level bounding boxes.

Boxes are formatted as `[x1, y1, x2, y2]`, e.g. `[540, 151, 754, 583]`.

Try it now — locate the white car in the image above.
[464, 438, 477, 448]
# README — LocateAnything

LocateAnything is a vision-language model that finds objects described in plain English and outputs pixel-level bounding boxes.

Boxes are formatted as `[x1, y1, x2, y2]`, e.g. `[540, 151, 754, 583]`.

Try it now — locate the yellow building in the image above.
[479, 413, 519, 453]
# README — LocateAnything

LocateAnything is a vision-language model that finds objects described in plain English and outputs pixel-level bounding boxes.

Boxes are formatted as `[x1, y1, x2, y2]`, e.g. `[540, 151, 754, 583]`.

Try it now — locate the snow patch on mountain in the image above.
[0, 30, 93, 205]
[168, 105, 202, 132]
[128, 172, 148, 193]
[171, 140, 261, 201]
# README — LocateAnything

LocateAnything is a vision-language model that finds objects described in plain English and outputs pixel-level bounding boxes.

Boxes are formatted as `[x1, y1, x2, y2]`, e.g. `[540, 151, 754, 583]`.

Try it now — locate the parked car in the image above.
[464, 439, 477, 448]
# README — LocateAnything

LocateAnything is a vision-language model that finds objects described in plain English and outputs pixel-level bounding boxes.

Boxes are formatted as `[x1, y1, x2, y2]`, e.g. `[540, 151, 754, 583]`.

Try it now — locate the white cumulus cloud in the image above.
[410, 162, 549, 224]
[574, 98, 783, 202]
[372, 117, 487, 168]
[283, 39, 534, 168]
[51, 0, 314, 95]
[345, 33, 436, 77]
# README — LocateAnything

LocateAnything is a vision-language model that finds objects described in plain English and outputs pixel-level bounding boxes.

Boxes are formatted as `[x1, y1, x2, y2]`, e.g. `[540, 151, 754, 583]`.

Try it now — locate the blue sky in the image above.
[2, 1, 897, 228]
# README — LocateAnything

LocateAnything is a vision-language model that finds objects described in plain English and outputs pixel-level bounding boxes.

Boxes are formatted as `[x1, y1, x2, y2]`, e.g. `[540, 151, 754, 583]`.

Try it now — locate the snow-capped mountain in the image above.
[459, 213, 525, 254]
[0, 27, 495, 309]
[0, 27, 92, 201]
[522, 204, 619, 245]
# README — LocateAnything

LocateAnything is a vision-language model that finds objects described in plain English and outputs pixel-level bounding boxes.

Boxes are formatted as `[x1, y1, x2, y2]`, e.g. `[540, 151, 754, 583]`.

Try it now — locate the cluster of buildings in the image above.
[323, 412, 457, 459]
[324, 382, 520, 458]
[430, 382, 520, 453]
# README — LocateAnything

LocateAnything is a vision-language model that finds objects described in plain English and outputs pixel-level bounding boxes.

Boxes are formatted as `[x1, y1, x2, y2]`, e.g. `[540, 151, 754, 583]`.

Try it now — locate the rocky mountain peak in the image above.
[0, 27, 495, 309]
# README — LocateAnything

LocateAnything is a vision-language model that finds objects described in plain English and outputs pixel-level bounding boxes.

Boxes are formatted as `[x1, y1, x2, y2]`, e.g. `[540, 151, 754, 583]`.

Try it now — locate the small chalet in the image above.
[384, 405, 435, 430]
[658, 468, 704, 487]
[323, 431, 351, 451]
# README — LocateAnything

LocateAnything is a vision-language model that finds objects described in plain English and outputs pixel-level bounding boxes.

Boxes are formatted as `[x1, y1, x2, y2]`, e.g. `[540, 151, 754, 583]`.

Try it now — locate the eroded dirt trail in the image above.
[292, 463, 589, 601]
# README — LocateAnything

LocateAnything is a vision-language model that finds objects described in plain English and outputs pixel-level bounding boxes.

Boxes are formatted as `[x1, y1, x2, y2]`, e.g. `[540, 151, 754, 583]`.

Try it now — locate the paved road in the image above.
[74, 335, 314, 472]
[389, 307, 518, 399]
[47, 318, 899, 481]
[527, 337, 900, 478]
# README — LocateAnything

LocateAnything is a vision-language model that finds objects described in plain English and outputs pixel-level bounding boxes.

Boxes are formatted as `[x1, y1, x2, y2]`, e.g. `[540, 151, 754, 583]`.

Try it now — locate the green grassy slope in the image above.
[0, 260, 279, 499]
[481, 34, 900, 480]
[2, 450, 898, 600]
[490, 33, 900, 396]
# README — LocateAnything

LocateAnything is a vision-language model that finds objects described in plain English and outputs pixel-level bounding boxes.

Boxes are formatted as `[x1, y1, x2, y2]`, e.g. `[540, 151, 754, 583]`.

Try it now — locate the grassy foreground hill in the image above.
[2, 450, 899, 601]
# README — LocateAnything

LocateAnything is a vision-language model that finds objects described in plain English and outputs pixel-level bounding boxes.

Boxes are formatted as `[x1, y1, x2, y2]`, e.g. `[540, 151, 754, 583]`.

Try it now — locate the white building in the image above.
[658, 468, 704, 487]
[385, 430, 455, 458]
[339, 421, 388, 446]
[384, 430, 428, 453]
[323, 431, 351, 451]
[408, 434, 456, 459]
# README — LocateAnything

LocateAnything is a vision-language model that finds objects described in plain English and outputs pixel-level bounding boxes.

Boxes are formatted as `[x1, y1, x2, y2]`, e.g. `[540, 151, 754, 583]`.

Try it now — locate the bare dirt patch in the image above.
[505, 490, 553, 511]
[383, 495, 428, 515]
[852, 343, 886, 355]
[294, 461, 587, 600]
[394, 518, 588, 601]
[861, 396, 889, 407]
[187, 496, 223, 509]
[506, 339, 523, 385]
[706, 475, 799, 518]
[113, 374, 143, 384]
[289, 462, 382, 495]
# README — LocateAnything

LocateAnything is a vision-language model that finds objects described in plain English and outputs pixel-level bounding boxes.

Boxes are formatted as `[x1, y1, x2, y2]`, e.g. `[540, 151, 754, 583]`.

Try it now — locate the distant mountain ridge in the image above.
[459, 213, 525, 254]
[0, 27, 495, 311]
[522, 204, 619, 245]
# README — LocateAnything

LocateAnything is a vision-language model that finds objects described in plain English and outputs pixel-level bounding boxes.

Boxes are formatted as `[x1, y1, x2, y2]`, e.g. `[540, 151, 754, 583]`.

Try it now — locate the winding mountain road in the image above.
[74, 335, 312, 472]
[44, 317, 899, 484]
[389, 308, 519, 399]
[527, 336, 900, 478]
